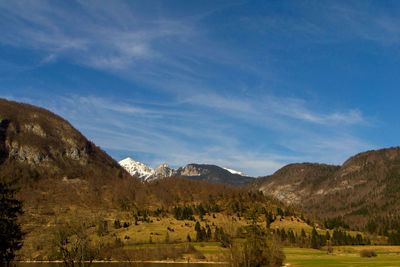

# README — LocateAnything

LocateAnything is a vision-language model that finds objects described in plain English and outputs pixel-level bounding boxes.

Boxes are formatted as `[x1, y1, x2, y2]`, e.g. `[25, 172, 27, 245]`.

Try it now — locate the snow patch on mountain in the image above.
[223, 167, 249, 177]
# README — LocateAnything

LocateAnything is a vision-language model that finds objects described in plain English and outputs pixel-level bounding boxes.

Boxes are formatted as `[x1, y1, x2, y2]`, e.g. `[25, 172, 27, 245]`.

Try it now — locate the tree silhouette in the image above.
[0, 178, 23, 267]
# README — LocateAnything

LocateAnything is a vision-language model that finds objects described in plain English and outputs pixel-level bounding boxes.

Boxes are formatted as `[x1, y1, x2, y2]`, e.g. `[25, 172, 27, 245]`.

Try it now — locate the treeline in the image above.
[113, 177, 284, 218]
[273, 227, 370, 248]
[362, 216, 400, 245]
[384, 219, 400, 245]
[324, 216, 349, 230]
[124, 191, 287, 225]
[172, 203, 221, 220]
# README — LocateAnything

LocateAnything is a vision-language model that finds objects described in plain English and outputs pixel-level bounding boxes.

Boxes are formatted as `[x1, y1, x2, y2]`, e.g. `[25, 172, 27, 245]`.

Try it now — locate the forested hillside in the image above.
[253, 147, 400, 244]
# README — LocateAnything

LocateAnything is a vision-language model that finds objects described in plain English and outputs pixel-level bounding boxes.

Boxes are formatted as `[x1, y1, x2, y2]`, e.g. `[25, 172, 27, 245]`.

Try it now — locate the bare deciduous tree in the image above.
[53, 220, 100, 267]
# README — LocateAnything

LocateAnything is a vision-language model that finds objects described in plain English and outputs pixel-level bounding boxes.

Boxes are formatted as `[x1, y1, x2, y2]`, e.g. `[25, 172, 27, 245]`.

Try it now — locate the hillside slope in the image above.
[0, 98, 128, 182]
[253, 147, 400, 231]
[253, 163, 340, 204]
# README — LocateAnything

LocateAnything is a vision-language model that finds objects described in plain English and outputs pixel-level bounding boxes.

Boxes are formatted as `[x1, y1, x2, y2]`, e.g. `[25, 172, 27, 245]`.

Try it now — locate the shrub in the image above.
[194, 251, 206, 259]
[360, 249, 377, 257]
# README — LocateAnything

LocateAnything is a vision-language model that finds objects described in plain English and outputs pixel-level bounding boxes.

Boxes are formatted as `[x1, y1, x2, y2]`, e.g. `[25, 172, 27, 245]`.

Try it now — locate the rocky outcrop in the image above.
[151, 163, 175, 180]
[176, 164, 205, 176]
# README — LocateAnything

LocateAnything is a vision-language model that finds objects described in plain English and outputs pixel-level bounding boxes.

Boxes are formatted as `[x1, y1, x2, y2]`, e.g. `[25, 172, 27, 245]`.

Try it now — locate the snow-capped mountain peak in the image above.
[223, 167, 249, 177]
[118, 157, 251, 185]
[118, 157, 154, 180]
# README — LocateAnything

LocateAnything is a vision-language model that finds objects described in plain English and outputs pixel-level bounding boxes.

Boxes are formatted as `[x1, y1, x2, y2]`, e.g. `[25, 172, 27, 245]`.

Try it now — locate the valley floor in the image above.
[17, 245, 400, 266]
[284, 246, 400, 267]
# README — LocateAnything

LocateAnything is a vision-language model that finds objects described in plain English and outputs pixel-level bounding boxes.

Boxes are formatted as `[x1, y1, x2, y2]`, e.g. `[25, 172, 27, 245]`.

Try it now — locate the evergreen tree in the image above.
[366, 219, 378, 234]
[325, 231, 331, 241]
[280, 228, 287, 242]
[311, 228, 319, 249]
[195, 221, 201, 232]
[113, 219, 121, 229]
[301, 228, 306, 238]
[288, 230, 296, 244]
[0, 178, 23, 267]
[206, 225, 212, 240]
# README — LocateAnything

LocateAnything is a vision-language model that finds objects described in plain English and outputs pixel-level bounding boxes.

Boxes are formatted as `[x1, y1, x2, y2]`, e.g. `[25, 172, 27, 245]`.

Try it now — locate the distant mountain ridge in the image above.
[118, 157, 253, 187]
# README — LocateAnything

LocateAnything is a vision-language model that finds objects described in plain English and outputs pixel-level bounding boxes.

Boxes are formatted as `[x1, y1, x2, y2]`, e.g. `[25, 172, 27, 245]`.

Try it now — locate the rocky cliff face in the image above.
[151, 163, 175, 180]
[176, 164, 206, 176]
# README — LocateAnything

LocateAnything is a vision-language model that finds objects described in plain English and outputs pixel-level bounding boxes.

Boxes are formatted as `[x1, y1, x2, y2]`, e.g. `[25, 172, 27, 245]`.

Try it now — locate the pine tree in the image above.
[206, 225, 212, 240]
[301, 228, 306, 238]
[311, 228, 319, 249]
[288, 230, 296, 244]
[0, 178, 23, 267]
[280, 228, 287, 242]
[325, 231, 331, 241]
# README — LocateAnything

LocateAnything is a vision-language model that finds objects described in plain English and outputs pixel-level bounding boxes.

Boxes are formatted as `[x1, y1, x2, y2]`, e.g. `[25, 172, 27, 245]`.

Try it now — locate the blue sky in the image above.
[1, 0, 400, 176]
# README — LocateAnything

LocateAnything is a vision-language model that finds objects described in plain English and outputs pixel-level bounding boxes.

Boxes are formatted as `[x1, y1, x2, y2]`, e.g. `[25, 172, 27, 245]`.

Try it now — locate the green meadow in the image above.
[284, 246, 400, 267]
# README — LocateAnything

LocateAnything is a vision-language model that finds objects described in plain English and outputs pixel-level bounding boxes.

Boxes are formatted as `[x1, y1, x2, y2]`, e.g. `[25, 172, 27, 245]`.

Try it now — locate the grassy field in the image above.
[284, 246, 400, 267]
[121, 243, 400, 265]
[123, 241, 230, 262]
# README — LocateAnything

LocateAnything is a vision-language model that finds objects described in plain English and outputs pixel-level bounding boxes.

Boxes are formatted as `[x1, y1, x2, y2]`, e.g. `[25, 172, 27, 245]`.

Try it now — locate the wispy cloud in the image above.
[183, 93, 366, 126]
[0, 1, 197, 73]
[264, 97, 364, 125]
[0, 0, 276, 97]
[330, 3, 400, 45]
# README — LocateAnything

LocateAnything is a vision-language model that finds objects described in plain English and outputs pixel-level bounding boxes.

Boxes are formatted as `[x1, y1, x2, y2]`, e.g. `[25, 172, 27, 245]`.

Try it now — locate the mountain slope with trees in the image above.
[0, 98, 130, 183]
[0, 99, 289, 263]
[253, 147, 400, 241]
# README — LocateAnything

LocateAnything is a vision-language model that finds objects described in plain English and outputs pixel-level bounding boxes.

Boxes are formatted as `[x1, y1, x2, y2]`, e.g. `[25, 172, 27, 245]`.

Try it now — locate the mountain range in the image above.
[118, 157, 253, 187]
[1, 97, 400, 235]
